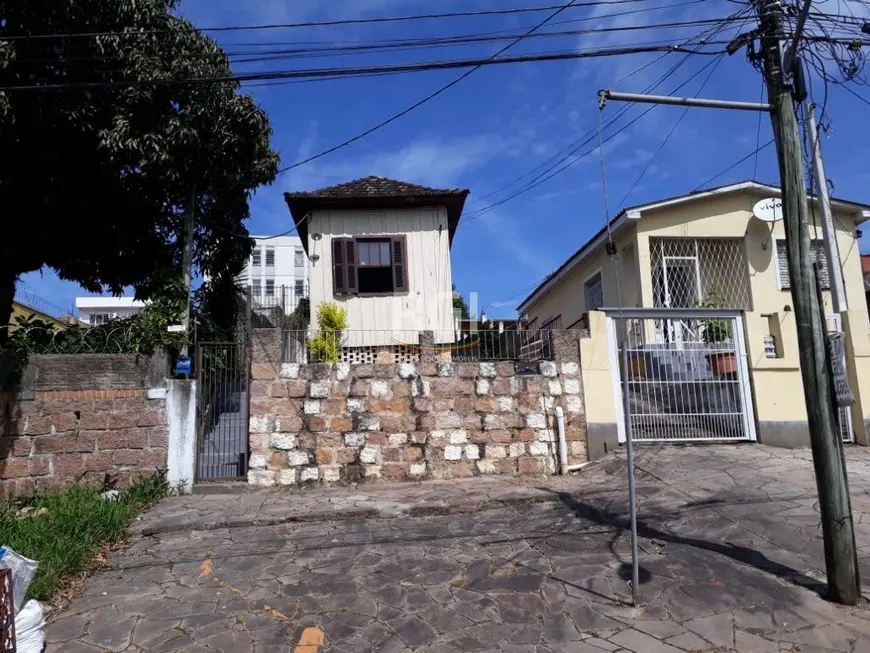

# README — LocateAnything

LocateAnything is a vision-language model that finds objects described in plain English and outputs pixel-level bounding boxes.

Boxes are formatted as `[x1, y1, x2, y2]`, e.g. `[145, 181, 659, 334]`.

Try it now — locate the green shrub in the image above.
[308, 302, 348, 363]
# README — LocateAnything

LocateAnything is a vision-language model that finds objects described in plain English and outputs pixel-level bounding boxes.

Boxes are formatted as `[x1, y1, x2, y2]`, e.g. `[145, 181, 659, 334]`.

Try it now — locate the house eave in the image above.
[516, 179, 870, 315]
[517, 211, 636, 314]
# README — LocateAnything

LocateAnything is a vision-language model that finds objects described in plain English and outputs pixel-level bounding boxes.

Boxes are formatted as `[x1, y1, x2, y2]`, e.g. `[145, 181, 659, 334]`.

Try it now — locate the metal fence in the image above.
[14, 287, 78, 323]
[5, 325, 138, 354]
[282, 329, 561, 364]
[195, 343, 249, 482]
[608, 309, 756, 443]
[248, 284, 308, 329]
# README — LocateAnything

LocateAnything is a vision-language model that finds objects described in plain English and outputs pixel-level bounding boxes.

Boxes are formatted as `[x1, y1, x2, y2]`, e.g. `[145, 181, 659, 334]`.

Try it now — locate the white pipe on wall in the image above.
[556, 405, 592, 474]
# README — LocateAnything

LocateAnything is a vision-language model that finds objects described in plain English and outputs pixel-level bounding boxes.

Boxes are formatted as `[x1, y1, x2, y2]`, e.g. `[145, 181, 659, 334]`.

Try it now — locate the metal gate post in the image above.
[732, 315, 758, 442]
[605, 314, 627, 444]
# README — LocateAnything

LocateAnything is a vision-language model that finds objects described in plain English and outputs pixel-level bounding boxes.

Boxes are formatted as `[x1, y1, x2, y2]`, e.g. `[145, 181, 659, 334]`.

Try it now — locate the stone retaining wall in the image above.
[248, 330, 586, 485]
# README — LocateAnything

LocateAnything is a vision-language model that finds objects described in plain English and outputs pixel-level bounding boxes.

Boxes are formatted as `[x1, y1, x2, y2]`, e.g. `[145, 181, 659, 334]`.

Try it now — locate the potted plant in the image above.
[700, 285, 737, 376]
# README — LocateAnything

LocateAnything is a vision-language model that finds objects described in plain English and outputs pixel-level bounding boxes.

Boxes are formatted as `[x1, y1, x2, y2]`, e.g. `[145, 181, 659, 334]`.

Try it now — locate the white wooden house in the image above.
[284, 176, 470, 360]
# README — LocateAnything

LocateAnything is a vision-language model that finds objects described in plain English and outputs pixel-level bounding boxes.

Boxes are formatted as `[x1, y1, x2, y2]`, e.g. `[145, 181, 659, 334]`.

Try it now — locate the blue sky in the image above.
[20, 0, 870, 317]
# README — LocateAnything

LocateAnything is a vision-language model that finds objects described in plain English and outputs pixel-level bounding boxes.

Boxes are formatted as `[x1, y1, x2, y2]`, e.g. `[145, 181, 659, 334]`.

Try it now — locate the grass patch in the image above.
[0, 471, 168, 601]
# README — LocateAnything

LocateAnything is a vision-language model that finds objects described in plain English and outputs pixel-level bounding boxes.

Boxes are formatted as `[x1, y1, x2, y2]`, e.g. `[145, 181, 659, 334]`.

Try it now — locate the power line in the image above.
[835, 78, 870, 107]
[613, 7, 760, 208]
[0, 43, 726, 93]
[1, 1, 650, 42]
[458, 45, 734, 224]
[233, 36, 725, 90]
[16, 12, 727, 66]
[226, 18, 733, 64]
[454, 8, 750, 221]
[616, 53, 726, 209]
[275, 0, 583, 174]
[690, 140, 776, 193]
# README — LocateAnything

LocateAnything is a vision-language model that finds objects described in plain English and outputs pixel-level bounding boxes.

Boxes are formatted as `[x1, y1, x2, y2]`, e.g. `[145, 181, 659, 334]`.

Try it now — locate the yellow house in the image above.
[9, 302, 70, 331]
[518, 181, 870, 458]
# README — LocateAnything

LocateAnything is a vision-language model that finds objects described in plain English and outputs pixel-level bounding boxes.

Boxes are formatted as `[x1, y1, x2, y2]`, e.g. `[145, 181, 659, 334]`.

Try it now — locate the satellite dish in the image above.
[753, 197, 783, 223]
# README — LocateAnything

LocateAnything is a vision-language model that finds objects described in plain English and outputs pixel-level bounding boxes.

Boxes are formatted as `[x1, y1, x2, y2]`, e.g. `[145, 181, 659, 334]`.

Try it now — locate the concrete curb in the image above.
[135, 457, 621, 537]
[138, 489, 577, 536]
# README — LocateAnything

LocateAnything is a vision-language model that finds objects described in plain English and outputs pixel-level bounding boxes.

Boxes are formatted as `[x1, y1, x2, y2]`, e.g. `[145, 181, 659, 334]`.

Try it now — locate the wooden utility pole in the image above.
[755, 0, 860, 604]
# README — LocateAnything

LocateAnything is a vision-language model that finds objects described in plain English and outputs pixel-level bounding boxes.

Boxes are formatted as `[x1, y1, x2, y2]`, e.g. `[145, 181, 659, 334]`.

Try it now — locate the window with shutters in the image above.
[332, 235, 408, 296]
[775, 238, 830, 289]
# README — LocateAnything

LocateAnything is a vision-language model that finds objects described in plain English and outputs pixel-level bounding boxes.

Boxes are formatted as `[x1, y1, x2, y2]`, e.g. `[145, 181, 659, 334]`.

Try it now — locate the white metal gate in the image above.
[606, 308, 756, 443]
[826, 314, 854, 443]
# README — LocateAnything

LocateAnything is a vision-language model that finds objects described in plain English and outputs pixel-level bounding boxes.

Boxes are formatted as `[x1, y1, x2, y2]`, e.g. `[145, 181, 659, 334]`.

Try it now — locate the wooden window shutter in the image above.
[391, 236, 409, 292]
[346, 239, 358, 293]
[332, 238, 347, 294]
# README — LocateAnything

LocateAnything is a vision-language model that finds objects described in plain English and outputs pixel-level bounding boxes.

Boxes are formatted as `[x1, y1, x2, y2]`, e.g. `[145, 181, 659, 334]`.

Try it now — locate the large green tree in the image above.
[0, 0, 279, 337]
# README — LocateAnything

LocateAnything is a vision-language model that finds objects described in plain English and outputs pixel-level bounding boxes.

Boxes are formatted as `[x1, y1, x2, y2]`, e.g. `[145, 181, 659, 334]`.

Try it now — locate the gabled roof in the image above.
[517, 180, 870, 314]
[284, 176, 470, 249]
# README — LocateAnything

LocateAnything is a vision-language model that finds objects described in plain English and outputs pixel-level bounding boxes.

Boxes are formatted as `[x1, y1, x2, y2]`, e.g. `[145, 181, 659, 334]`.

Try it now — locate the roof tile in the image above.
[285, 175, 468, 199]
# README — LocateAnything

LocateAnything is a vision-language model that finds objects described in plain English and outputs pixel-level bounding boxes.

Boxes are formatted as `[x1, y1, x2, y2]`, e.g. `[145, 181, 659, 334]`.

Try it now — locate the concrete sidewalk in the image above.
[136, 461, 614, 535]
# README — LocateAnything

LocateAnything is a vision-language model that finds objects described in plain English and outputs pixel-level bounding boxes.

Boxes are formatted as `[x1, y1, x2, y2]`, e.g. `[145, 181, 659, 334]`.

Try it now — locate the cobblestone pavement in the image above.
[47, 445, 870, 652]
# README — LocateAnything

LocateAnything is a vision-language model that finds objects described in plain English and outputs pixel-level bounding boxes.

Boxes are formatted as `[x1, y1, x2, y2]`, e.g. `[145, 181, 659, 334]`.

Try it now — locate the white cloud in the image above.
[477, 210, 556, 274]
[181, 0, 432, 26]
[284, 133, 512, 191]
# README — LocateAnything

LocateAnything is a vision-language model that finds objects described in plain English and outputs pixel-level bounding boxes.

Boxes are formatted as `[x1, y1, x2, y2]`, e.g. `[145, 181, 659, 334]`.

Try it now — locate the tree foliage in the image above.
[0, 0, 279, 336]
[452, 283, 470, 320]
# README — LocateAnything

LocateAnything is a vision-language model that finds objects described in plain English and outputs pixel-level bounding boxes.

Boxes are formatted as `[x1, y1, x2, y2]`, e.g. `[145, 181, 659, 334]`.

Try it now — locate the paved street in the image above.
[46, 445, 870, 652]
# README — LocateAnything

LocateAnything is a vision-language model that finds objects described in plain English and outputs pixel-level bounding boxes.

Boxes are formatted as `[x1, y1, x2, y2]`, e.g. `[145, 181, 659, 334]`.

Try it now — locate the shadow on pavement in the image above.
[551, 490, 829, 599]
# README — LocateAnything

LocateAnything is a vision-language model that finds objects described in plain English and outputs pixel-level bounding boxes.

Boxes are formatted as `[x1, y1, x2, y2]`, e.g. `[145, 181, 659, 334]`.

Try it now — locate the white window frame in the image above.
[252, 248, 262, 267]
[265, 247, 275, 267]
[582, 268, 605, 311]
[773, 236, 830, 291]
[252, 280, 261, 298]
[294, 249, 305, 267]
[265, 279, 275, 297]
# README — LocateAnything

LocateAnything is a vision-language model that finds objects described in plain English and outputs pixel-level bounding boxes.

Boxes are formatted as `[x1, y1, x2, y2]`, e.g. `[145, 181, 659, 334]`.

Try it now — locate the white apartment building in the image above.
[239, 235, 309, 312]
[75, 296, 147, 326]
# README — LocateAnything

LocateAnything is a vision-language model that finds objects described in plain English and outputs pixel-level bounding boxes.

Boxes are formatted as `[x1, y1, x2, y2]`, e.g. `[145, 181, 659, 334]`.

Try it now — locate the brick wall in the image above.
[0, 354, 169, 495]
[248, 330, 586, 485]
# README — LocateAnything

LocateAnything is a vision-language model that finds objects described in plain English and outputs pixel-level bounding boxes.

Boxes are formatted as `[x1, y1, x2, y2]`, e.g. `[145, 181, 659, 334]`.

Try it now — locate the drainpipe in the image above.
[555, 406, 590, 475]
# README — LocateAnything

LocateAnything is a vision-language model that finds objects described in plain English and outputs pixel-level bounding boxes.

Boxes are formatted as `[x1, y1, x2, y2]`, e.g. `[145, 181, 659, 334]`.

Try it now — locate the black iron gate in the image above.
[195, 343, 250, 482]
